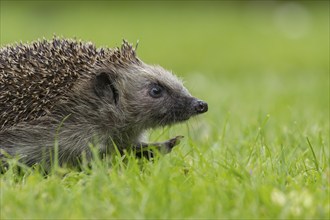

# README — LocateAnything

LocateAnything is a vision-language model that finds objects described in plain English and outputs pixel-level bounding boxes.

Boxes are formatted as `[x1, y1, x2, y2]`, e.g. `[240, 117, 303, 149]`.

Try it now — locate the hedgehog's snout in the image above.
[193, 99, 208, 114]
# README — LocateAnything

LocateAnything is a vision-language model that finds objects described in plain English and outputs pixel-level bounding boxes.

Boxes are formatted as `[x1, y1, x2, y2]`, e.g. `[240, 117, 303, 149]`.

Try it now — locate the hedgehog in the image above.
[0, 37, 208, 168]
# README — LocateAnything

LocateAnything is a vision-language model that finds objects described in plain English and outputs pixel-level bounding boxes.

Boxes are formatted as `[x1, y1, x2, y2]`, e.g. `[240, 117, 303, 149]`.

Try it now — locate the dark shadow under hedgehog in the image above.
[0, 37, 208, 168]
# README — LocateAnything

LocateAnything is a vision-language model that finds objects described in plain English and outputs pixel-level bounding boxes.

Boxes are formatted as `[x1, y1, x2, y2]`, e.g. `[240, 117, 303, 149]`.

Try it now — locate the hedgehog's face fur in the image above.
[93, 64, 208, 129]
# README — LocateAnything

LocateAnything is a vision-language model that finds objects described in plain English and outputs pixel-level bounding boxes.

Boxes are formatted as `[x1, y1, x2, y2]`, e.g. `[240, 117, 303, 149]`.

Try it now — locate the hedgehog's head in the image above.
[93, 63, 208, 129]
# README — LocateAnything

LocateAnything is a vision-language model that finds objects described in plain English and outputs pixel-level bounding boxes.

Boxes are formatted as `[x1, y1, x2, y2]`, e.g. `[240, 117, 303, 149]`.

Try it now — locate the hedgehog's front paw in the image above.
[161, 135, 184, 152]
[133, 135, 184, 159]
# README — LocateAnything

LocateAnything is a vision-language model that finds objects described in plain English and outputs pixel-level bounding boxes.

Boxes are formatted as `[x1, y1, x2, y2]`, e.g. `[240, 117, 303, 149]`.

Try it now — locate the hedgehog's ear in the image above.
[94, 72, 118, 104]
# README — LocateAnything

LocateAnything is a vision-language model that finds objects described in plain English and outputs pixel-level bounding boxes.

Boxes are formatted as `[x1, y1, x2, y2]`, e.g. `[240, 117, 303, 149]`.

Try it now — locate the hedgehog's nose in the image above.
[194, 100, 208, 114]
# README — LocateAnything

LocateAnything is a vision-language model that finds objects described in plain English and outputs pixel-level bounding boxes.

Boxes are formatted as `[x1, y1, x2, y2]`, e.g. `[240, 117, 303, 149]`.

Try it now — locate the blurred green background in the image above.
[1, 0, 328, 135]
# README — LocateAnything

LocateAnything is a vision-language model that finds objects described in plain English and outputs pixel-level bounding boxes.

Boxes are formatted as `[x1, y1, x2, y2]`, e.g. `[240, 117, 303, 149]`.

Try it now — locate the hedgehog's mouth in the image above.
[175, 98, 208, 121]
[157, 98, 208, 126]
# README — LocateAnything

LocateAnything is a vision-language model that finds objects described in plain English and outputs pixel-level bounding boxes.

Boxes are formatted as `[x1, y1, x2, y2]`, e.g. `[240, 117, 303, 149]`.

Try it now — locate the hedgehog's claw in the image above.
[133, 136, 184, 159]
[163, 135, 184, 151]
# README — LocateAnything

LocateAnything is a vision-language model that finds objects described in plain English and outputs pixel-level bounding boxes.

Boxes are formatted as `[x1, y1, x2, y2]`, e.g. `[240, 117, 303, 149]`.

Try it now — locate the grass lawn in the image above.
[0, 1, 329, 219]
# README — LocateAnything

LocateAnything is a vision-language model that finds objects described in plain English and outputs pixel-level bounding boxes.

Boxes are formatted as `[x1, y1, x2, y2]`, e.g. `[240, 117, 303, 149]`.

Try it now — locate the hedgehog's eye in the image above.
[149, 84, 164, 98]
